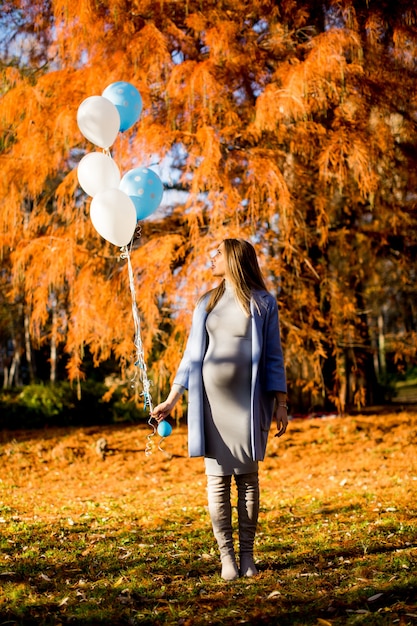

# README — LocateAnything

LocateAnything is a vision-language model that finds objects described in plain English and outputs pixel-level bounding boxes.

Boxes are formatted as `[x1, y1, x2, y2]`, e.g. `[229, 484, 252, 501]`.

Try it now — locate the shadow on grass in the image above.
[1, 518, 417, 625]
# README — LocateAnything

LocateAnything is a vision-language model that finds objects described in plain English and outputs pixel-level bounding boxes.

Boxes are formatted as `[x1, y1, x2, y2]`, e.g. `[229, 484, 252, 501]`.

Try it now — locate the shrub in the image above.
[0, 381, 145, 430]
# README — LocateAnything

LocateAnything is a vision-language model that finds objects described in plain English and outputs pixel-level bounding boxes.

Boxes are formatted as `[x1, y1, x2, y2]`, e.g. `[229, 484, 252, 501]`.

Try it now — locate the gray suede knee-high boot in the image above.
[236, 472, 260, 577]
[207, 474, 239, 581]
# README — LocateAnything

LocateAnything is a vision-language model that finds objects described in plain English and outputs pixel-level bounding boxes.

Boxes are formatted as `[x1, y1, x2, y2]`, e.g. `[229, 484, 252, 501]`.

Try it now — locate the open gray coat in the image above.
[174, 290, 287, 460]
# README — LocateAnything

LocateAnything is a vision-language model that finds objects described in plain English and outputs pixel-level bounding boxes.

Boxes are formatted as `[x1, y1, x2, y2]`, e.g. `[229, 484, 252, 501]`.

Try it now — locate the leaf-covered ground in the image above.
[0, 410, 416, 625]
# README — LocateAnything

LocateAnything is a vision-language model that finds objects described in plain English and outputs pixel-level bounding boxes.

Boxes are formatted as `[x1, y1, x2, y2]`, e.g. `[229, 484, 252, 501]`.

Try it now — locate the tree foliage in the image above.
[1, 0, 417, 412]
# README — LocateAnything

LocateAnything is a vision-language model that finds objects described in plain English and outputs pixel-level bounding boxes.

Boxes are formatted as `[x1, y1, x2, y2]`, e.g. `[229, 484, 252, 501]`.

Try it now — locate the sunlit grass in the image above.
[0, 413, 416, 624]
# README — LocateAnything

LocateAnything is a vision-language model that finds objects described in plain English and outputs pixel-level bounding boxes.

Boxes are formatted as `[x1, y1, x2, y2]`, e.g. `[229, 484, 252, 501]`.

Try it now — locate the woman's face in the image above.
[211, 242, 227, 277]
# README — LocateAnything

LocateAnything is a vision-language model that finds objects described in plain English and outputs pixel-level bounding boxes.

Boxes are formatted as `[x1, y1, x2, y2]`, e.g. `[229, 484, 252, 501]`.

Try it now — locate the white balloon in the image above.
[77, 96, 120, 149]
[77, 152, 121, 197]
[90, 188, 137, 247]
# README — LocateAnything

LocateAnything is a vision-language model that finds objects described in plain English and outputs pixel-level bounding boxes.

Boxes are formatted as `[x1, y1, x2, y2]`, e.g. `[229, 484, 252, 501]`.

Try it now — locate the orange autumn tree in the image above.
[1, 0, 417, 413]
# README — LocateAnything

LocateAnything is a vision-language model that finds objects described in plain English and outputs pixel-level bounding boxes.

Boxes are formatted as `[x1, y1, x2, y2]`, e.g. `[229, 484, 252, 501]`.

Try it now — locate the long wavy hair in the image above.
[205, 238, 268, 315]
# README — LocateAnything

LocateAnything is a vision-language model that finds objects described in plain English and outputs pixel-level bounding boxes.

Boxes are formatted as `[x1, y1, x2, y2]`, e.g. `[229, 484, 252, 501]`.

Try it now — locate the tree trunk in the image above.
[336, 349, 347, 415]
[378, 314, 386, 379]
[3, 366, 9, 388]
[8, 343, 21, 387]
[24, 310, 35, 382]
[50, 298, 57, 384]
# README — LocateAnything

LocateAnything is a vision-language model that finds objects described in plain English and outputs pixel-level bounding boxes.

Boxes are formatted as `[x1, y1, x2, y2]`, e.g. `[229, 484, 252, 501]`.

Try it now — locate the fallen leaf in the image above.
[368, 593, 383, 602]
[119, 550, 132, 559]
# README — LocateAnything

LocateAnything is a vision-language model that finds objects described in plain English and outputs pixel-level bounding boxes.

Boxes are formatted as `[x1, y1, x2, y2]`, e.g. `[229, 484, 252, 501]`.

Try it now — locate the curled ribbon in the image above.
[120, 244, 170, 457]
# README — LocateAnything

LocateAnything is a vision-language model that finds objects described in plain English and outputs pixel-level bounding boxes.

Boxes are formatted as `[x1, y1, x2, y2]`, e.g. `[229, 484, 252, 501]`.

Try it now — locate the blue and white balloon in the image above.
[119, 167, 164, 220]
[102, 81, 142, 132]
[157, 421, 172, 438]
[90, 188, 137, 247]
[77, 95, 120, 149]
[77, 152, 121, 197]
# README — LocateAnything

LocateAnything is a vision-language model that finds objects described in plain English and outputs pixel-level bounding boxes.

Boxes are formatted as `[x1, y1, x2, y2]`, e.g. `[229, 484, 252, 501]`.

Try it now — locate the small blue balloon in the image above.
[119, 167, 164, 220]
[102, 81, 142, 132]
[157, 420, 172, 438]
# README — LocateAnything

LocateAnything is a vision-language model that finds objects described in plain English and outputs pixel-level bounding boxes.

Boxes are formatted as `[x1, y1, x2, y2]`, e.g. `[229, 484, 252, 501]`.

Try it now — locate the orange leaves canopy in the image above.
[1, 0, 417, 411]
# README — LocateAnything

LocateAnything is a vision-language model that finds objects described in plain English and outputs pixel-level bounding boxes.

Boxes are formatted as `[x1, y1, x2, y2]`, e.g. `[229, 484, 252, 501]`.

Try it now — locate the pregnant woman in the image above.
[152, 238, 287, 580]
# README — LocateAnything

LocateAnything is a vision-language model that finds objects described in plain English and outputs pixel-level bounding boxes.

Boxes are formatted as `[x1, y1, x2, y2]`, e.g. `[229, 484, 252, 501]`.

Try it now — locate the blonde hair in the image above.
[205, 239, 268, 315]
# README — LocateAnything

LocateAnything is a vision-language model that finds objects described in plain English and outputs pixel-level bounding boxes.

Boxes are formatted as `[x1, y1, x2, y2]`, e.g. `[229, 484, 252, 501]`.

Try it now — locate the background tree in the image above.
[1, 0, 417, 413]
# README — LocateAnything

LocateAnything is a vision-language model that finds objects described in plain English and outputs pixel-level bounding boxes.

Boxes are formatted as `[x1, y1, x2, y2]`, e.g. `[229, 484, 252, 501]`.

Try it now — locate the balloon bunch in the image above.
[76, 81, 170, 454]
[76, 81, 164, 247]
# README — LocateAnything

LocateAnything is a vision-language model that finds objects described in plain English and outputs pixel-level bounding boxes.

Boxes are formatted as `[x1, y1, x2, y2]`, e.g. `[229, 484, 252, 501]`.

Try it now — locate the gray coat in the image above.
[174, 290, 287, 460]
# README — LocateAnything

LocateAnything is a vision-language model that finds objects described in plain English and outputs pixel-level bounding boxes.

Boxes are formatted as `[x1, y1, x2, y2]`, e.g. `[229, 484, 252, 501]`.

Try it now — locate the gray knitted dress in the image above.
[203, 283, 258, 476]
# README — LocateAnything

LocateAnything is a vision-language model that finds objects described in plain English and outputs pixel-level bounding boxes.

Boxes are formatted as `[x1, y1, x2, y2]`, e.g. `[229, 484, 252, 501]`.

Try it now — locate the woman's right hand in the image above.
[151, 400, 174, 422]
[151, 388, 182, 422]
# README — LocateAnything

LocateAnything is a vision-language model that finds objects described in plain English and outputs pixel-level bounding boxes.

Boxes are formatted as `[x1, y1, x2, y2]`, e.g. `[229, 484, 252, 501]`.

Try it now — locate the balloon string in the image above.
[157, 435, 171, 459]
[146, 416, 157, 457]
[120, 245, 157, 456]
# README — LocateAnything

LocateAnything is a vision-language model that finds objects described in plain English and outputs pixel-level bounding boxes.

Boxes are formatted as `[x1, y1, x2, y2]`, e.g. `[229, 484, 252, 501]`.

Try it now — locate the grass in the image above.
[0, 411, 416, 625]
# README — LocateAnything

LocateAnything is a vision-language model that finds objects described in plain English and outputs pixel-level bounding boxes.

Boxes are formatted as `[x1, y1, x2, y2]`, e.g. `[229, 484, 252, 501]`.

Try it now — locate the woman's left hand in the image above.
[274, 404, 288, 437]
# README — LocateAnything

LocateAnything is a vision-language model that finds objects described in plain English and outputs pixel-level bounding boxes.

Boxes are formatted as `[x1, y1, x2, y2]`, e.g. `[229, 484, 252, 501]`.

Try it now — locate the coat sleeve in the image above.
[251, 293, 287, 461]
[173, 321, 194, 390]
[173, 297, 208, 458]
[263, 295, 287, 393]
[173, 297, 207, 390]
